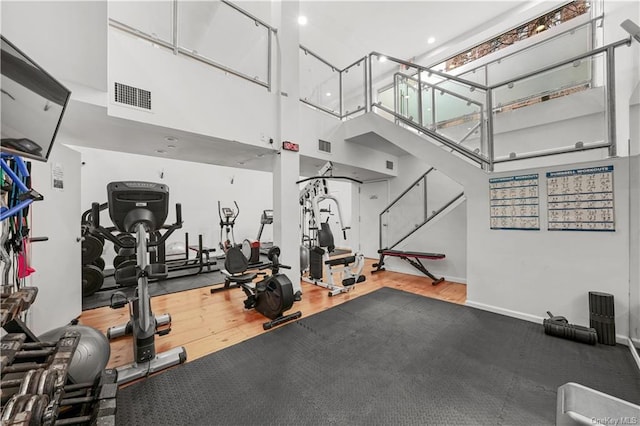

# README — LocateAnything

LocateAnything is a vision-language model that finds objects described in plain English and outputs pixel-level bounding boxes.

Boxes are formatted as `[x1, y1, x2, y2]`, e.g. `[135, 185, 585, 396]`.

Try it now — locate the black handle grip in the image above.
[343, 231, 347, 240]
[280, 264, 291, 270]
[29, 237, 49, 243]
[176, 203, 182, 224]
[91, 202, 100, 227]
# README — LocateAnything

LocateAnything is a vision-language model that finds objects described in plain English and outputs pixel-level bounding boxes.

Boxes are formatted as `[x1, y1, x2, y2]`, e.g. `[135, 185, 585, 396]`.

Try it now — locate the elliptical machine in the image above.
[218, 201, 239, 253]
[91, 181, 187, 384]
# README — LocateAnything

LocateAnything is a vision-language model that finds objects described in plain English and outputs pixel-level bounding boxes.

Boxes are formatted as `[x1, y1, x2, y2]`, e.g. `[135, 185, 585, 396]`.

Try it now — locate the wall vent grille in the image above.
[386, 161, 394, 170]
[319, 139, 331, 153]
[114, 82, 151, 110]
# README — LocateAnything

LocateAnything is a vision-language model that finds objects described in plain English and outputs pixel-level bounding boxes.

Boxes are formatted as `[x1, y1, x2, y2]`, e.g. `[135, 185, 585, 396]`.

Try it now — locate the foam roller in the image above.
[543, 311, 597, 345]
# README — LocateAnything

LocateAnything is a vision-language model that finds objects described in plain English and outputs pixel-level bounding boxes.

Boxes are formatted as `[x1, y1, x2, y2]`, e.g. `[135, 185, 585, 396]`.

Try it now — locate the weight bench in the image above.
[372, 249, 446, 285]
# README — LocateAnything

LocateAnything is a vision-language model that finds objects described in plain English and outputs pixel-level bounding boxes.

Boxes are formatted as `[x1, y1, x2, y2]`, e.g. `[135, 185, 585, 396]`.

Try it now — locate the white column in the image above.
[272, 0, 302, 293]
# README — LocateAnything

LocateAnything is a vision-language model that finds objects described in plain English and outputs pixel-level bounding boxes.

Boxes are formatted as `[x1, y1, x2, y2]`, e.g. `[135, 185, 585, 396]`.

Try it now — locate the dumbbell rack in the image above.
[1, 289, 118, 425]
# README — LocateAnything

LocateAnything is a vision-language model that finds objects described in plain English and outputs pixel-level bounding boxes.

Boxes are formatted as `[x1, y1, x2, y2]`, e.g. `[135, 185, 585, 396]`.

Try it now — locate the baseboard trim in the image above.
[465, 300, 544, 324]
[628, 338, 640, 372]
[465, 300, 634, 347]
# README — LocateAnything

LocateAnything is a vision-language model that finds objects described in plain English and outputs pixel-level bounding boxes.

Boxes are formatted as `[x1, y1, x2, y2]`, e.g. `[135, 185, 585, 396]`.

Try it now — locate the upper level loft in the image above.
[9, 0, 635, 176]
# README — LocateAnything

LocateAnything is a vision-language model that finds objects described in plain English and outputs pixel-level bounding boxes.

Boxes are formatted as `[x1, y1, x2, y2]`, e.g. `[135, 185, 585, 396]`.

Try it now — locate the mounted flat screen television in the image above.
[1, 35, 71, 162]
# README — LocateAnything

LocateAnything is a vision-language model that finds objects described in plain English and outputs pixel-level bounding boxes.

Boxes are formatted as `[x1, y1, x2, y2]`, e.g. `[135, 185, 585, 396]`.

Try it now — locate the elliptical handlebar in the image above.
[218, 200, 239, 224]
[90, 201, 183, 249]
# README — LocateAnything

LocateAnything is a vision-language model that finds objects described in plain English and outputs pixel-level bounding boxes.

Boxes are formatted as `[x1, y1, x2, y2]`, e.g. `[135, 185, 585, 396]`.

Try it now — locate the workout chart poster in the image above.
[547, 166, 615, 231]
[489, 174, 540, 230]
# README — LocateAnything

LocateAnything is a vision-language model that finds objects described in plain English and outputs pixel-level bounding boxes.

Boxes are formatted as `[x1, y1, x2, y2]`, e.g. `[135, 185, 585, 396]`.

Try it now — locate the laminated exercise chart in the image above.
[547, 166, 614, 231]
[489, 174, 540, 230]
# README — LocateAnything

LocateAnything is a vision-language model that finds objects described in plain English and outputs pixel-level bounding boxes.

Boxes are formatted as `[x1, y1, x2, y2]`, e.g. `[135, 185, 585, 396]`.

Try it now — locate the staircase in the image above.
[378, 167, 465, 252]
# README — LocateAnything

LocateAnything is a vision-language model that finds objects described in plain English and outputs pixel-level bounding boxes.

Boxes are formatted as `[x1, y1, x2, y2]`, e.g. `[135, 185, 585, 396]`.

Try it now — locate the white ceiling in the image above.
[240, 0, 527, 69]
[57, 0, 542, 181]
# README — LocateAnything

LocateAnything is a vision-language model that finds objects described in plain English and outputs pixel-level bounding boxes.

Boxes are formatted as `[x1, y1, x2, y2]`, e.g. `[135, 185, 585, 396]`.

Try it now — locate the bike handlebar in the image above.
[90, 202, 183, 248]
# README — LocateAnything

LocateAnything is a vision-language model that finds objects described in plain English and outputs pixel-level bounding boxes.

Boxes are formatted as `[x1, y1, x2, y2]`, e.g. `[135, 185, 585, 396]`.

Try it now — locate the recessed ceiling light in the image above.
[298, 15, 308, 26]
[165, 136, 178, 142]
[326, 92, 331, 97]
[167, 144, 176, 149]
[379, 56, 387, 63]
[237, 161, 245, 165]
[427, 37, 435, 44]
[156, 149, 167, 154]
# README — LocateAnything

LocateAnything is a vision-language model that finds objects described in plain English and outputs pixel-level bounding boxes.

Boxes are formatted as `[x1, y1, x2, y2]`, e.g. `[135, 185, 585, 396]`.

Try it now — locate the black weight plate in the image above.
[82, 265, 104, 297]
[118, 260, 136, 270]
[113, 255, 135, 270]
[267, 246, 281, 262]
[92, 257, 105, 271]
[113, 233, 136, 254]
[90, 231, 105, 245]
[82, 234, 103, 265]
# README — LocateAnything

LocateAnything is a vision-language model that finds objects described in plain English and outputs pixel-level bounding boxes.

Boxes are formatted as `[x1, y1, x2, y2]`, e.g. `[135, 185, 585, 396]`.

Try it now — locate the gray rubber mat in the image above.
[116, 287, 640, 425]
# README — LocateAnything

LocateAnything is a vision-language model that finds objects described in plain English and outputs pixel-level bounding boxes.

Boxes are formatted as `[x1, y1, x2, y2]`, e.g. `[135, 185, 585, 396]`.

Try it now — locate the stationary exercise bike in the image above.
[91, 181, 187, 384]
[218, 245, 302, 330]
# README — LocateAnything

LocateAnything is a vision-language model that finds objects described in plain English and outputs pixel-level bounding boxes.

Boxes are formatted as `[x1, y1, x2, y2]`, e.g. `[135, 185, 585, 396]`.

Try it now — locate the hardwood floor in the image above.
[79, 258, 466, 371]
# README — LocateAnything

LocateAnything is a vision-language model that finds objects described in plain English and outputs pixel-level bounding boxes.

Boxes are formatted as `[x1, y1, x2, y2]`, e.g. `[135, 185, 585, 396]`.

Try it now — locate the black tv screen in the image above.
[1, 35, 71, 162]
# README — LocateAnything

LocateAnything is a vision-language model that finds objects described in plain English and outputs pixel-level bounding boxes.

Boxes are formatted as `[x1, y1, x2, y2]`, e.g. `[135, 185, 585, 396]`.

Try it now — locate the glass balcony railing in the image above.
[379, 168, 464, 250]
[109, 0, 274, 89]
[177, 1, 270, 84]
[298, 14, 632, 171]
[299, 47, 367, 119]
[369, 52, 491, 168]
[299, 46, 341, 117]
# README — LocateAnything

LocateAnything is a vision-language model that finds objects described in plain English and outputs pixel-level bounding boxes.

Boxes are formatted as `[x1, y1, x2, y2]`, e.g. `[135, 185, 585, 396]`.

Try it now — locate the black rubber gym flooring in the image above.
[116, 287, 640, 425]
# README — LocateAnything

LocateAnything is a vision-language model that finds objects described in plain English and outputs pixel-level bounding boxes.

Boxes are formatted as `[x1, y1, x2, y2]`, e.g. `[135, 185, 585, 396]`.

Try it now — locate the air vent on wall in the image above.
[386, 160, 394, 170]
[318, 139, 331, 153]
[114, 82, 151, 110]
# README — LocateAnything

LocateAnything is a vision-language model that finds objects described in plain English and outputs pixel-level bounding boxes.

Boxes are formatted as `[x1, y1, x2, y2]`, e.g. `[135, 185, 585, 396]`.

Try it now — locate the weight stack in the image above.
[309, 247, 324, 280]
[589, 291, 616, 345]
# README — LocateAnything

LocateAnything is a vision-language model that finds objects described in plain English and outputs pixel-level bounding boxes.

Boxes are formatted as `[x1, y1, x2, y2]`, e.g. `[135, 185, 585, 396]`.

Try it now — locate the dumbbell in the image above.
[1, 368, 59, 401]
[1, 393, 49, 425]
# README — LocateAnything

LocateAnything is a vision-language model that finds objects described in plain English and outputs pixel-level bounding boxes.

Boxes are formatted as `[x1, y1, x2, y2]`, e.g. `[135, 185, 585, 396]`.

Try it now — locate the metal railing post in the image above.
[340, 69, 344, 118]
[417, 70, 423, 127]
[606, 46, 617, 157]
[485, 89, 495, 172]
[172, 0, 178, 55]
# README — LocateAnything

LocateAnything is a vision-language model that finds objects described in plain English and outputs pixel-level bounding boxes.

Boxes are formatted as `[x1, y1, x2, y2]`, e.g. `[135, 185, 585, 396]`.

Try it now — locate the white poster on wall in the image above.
[489, 174, 540, 230]
[547, 165, 614, 231]
[51, 162, 64, 190]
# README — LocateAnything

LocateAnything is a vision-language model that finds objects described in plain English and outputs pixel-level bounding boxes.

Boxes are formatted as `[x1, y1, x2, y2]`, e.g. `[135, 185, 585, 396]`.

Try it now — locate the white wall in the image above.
[344, 113, 633, 341]
[299, 106, 399, 178]
[630, 155, 639, 346]
[73, 146, 273, 268]
[466, 157, 631, 340]
[1, 1, 107, 92]
[27, 144, 82, 335]
[108, 29, 278, 150]
[382, 155, 467, 283]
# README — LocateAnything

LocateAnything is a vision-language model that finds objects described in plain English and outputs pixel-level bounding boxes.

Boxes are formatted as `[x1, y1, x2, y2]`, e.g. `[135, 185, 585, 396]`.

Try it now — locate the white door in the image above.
[28, 144, 82, 335]
[359, 180, 389, 259]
